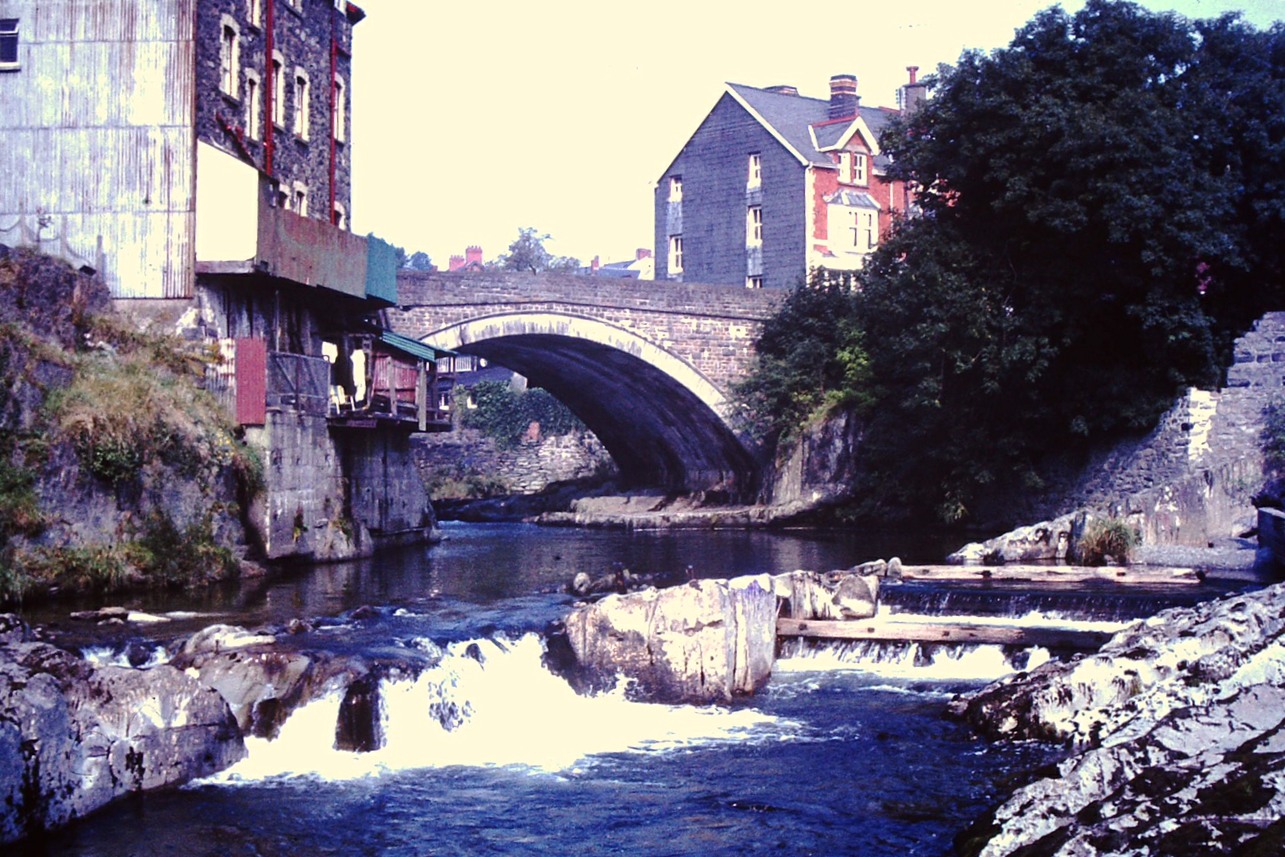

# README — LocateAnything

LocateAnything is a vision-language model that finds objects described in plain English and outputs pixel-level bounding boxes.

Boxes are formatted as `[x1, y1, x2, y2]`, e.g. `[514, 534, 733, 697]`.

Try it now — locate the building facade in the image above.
[0, 0, 449, 560]
[655, 70, 926, 288]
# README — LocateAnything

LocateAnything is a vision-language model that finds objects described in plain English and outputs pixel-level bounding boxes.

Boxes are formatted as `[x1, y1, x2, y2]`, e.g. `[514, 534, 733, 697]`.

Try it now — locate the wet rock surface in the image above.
[556, 575, 778, 704]
[952, 583, 1285, 856]
[0, 615, 245, 845]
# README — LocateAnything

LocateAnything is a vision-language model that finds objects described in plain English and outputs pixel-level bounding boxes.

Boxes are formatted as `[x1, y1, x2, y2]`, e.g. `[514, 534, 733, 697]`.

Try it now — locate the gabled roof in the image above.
[725, 83, 899, 170]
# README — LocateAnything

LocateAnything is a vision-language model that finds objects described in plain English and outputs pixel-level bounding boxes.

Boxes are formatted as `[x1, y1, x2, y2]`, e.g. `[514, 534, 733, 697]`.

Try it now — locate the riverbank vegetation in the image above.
[0, 250, 259, 604]
[738, 0, 1285, 524]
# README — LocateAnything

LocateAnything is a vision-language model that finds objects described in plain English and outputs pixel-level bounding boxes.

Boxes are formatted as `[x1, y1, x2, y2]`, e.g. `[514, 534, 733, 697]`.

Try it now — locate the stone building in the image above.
[654, 69, 927, 288]
[0, 0, 449, 560]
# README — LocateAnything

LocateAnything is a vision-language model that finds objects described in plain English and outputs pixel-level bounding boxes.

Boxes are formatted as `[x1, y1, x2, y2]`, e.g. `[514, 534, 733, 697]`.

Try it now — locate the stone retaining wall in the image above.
[413, 428, 613, 495]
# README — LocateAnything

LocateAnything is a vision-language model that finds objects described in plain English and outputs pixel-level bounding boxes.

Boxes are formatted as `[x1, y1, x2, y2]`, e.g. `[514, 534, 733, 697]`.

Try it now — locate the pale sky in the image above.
[350, 0, 1285, 269]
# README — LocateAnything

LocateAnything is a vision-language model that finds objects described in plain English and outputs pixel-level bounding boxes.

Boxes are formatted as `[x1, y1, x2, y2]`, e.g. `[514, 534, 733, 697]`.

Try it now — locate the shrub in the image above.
[461, 380, 585, 447]
[1077, 518, 1139, 566]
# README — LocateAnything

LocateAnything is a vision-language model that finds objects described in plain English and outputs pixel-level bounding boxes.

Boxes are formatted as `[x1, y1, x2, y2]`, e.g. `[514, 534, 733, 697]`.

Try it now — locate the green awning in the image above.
[377, 330, 454, 363]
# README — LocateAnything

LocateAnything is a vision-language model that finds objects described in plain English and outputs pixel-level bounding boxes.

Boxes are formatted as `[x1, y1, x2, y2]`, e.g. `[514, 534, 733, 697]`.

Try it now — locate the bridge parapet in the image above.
[391, 271, 781, 391]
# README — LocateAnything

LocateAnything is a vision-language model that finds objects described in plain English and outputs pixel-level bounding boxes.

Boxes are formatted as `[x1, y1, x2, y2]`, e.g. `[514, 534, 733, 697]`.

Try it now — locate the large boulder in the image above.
[772, 570, 879, 620]
[559, 575, 777, 704]
[0, 618, 244, 844]
[952, 583, 1285, 856]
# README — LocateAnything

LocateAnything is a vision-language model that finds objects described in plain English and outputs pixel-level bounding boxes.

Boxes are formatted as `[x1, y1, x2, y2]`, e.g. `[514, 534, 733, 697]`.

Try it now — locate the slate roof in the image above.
[726, 83, 898, 169]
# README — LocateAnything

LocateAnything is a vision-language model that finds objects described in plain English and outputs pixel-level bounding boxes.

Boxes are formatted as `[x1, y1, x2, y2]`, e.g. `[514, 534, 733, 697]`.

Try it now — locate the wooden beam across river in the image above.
[892, 564, 1202, 586]
[777, 617, 1115, 649]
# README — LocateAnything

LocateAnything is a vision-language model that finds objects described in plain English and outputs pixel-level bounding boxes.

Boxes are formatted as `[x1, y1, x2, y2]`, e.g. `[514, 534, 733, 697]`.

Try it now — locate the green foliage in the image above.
[848, 0, 1285, 522]
[47, 341, 258, 490]
[424, 464, 511, 501]
[733, 271, 873, 444]
[461, 380, 585, 447]
[0, 451, 44, 543]
[1, 511, 236, 603]
[1076, 518, 1139, 566]
[493, 227, 581, 273]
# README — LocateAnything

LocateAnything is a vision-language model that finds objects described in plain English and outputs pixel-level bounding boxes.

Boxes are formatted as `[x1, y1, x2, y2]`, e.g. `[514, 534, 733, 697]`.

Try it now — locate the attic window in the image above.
[0, 18, 19, 70]
[748, 153, 761, 188]
[668, 176, 683, 202]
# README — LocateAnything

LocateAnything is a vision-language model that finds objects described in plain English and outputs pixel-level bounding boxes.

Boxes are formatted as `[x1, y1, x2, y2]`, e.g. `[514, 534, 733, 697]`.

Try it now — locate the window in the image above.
[245, 71, 261, 140]
[852, 153, 868, 185]
[747, 206, 762, 246]
[333, 74, 346, 142]
[271, 53, 285, 126]
[850, 210, 878, 249]
[291, 182, 308, 216]
[333, 202, 347, 230]
[668, 235, 684, 275]
[294, 69, 310, 139]
[219, 17, 240, 96]
[748, 153, 761, 188]
[0, 18, 20, 70]
[746, 276, 763, 289]
[247, 0, 262, 27]
[668, 176, 682, 202]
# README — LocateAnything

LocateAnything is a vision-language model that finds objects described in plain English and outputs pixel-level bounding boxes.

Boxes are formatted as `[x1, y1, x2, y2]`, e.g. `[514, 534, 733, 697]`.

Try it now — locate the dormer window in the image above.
[852, 153, 868, 185]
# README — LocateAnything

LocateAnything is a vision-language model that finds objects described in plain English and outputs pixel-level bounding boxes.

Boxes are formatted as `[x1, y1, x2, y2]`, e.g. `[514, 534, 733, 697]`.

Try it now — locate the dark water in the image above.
[13, 522, 1226, 857]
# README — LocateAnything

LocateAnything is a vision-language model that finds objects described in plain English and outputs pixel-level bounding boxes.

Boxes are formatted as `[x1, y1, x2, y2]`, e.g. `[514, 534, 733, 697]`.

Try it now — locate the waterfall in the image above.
[775, 636, 1052, 683]
[204, 632, 787, 784]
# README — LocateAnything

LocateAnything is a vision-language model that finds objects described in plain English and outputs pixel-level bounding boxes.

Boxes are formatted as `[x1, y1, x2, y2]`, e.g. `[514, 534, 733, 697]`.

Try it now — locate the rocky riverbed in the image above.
[951, 580, 1285, 856]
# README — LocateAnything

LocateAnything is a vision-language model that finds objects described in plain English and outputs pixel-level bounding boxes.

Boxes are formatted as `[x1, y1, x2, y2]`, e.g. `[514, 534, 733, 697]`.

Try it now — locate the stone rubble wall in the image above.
[414, 428, 613, 495]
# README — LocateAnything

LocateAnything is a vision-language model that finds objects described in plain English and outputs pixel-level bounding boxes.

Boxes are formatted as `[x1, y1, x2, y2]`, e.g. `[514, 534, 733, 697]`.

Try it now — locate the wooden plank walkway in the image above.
[777, 617, 1115, 649]
[893, 564, 1202, 586]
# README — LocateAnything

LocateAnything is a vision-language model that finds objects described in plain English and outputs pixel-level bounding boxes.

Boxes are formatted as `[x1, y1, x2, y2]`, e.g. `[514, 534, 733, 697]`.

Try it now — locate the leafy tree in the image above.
[493, 227, 581, 273]
[765, 0, 1285, 524]
[406, 251, 434, 272]
[732, 271, 872, 445]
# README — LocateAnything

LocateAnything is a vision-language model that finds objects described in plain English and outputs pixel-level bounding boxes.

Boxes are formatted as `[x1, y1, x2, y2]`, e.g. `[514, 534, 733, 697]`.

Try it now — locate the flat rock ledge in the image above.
[951, 582, 1285, 857]
[0, 615, 245, 845]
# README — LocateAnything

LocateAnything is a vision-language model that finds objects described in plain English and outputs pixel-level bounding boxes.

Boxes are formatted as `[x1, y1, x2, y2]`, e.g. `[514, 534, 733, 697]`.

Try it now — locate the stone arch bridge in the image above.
[389, 271, 783, 498]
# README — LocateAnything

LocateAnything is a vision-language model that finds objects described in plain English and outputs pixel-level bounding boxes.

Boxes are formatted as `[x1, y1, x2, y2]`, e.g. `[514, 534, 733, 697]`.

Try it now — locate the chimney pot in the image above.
[829, 73, 859, 120]
[907, 65, 919, 85]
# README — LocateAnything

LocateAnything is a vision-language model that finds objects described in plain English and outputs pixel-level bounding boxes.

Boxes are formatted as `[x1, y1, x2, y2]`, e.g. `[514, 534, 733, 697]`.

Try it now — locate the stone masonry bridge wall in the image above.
[389, 271, 782, 393]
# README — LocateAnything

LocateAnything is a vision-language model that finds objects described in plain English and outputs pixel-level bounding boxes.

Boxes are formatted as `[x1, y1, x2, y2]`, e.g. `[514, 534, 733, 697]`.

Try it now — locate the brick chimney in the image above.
[765, 84, 799, 96]
[465, 245, 483, 266]
[829, 74, 859, 119]
[448, 255, 465, 272]
[591, 255, 600, 272]
[899, 66, 928, 114]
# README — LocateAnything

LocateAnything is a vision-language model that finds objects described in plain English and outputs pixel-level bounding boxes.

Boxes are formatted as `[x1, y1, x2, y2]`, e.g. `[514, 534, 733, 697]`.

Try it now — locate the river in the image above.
[12, 522, 1236, 856]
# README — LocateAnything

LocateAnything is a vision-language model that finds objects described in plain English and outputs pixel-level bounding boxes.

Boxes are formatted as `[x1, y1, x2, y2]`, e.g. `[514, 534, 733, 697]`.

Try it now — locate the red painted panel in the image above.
[235, 337, 268, 426]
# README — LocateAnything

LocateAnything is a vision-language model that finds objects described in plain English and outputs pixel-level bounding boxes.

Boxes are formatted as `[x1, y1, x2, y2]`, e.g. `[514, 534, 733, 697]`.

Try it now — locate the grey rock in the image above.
[954, 582, 1285, 856]
[560, 575, 777, 704]
[0, 640, 244, 845]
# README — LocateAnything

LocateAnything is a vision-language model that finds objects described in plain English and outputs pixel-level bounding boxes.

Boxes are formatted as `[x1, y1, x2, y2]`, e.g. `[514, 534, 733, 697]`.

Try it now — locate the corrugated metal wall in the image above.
[0, 0, 197, 298]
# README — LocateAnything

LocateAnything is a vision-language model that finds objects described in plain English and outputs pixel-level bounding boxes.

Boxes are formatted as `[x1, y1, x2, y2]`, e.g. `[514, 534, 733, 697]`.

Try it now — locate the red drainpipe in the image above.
[328, 7, 338, 224]
[264, 0, 276, 176]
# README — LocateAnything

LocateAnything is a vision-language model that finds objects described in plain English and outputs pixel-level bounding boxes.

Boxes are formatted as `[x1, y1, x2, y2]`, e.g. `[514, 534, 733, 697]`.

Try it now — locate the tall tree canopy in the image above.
[848, 0, 1285, 522]
[493, 227, 581, 273]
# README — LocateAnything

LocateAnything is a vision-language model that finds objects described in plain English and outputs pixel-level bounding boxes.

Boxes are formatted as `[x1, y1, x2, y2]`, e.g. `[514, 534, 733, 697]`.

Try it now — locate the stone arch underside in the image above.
[422, 312, 761, 498]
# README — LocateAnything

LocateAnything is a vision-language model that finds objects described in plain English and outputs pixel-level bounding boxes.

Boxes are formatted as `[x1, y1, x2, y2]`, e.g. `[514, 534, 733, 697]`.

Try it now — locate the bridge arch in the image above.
[421, 311, 761, 498]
